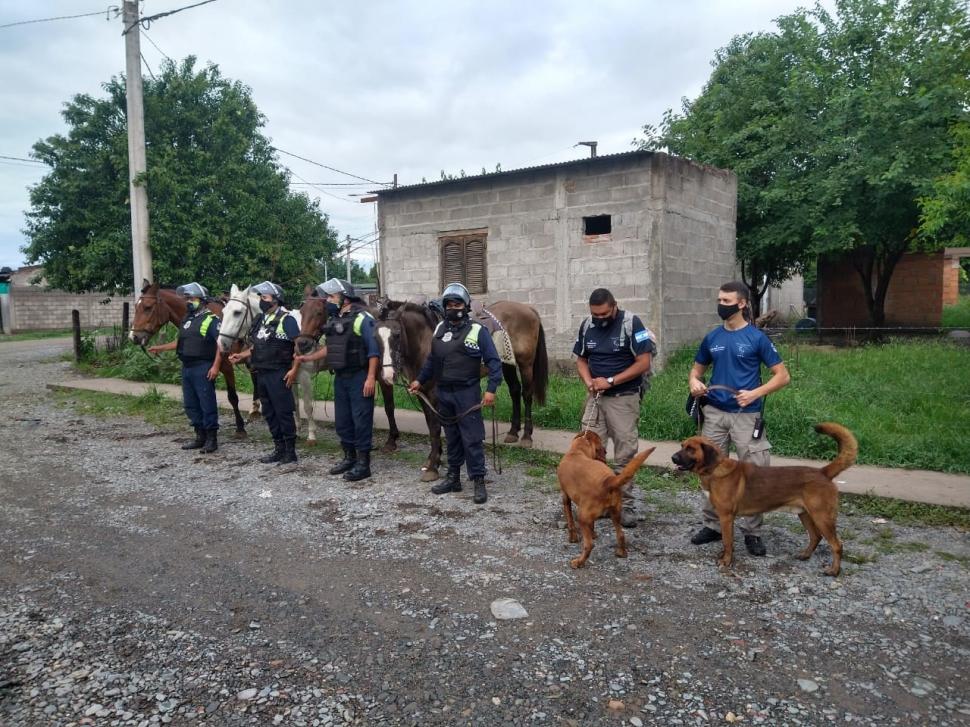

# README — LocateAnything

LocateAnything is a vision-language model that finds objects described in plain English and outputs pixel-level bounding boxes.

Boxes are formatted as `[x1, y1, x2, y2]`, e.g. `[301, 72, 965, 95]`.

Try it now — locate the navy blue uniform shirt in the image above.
[695, 324, 782, 413]
[573, 310, 655, 396]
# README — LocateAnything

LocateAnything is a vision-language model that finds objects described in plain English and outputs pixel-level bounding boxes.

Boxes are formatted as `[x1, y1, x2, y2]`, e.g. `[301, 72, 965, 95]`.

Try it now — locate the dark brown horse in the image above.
[375, 300, 549, 481]
[129, 280, 249, 436]
[297, 293, 407, 460]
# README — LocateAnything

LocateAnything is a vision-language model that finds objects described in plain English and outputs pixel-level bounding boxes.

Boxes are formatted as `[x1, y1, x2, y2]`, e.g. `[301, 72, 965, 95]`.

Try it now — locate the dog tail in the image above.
[816, 422, 858, 479]
[604, 447, 656, 491]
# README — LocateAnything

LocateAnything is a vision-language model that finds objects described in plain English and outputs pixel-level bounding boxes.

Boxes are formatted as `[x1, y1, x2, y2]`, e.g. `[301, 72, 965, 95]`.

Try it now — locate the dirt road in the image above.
[1, 338, 968, 726]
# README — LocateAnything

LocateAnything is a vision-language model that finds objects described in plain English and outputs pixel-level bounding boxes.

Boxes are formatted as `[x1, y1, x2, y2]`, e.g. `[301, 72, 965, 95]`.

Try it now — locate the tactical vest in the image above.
[250, 309, 295, 370]
[432, 321, 483, 385]
[578, 310, 656, 394]
[324, 306, 372, 372]
[176, 310, 218, 363]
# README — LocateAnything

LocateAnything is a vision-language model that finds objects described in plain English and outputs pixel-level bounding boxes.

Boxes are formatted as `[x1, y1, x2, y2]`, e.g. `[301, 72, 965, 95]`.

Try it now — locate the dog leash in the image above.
[581, 392, 602, 434]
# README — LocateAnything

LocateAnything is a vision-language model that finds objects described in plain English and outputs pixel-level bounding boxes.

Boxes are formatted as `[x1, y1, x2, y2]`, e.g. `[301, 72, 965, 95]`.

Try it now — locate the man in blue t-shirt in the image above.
[574, 287, 656, 528]
[687, 281, 790, 556]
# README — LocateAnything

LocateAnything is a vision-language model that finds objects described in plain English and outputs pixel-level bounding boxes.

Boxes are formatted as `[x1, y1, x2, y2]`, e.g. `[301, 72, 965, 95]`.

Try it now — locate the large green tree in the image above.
[23, 57, 340, 297]
[639, 0, 970, 324]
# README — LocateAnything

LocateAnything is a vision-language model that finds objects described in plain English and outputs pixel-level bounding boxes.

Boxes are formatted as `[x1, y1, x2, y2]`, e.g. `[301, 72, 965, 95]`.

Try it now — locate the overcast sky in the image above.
[0, 0, 825, 273]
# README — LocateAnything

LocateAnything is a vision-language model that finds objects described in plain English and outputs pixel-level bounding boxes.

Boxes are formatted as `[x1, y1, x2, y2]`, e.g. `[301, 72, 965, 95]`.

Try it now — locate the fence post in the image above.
[72, 309, 82, 362]
[121, 301, 130, 337]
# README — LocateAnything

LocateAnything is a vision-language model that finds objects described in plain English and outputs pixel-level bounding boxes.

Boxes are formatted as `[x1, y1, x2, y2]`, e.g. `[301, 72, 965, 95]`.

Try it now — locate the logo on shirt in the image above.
[442, 331, 453, 342]
[709, 344, 726, 353]
[735, 343, 751, 356]
[183, 321, 192, 330]
[634, 329, 650, 343]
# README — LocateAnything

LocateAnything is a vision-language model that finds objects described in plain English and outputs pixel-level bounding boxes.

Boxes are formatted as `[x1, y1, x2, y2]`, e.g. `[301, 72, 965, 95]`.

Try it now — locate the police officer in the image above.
[149, 282, 222, 453]
[228, 281, 301, 464]
[408, 282, 502, 504]
[293, 278, 380, 481]
[574, 287, 656, 527]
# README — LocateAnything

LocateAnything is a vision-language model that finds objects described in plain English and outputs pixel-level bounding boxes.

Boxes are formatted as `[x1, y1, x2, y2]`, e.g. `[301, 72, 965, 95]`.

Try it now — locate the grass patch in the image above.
[934, 550, 970, 567]
[53, 387, 186, 429]
[942, 296, 970, 329]
[1, 327, 116, 343]
[77, 334, 970, 473]
[843, 552, 879, 565]
[841, 493, 970, 529]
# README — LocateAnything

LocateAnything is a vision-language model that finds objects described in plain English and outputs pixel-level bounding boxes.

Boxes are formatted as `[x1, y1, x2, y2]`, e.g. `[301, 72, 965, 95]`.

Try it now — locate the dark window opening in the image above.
[583, 215, 611, 235]
[439, 232, 487, 294]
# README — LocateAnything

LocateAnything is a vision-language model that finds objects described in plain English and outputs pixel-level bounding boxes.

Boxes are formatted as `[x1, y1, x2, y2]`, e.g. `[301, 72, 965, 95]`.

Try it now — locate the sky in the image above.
[0, 0, 826, 273]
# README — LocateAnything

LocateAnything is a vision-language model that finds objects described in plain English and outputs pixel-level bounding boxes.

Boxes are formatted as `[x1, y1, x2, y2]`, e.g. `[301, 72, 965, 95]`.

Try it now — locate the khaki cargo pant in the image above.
[581, 392, 641, 515]
[699, 405, 770, 535]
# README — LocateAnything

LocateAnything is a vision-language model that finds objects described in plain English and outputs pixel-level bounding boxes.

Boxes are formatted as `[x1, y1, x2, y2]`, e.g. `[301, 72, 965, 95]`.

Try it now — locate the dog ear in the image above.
[700, 442, 722, 470]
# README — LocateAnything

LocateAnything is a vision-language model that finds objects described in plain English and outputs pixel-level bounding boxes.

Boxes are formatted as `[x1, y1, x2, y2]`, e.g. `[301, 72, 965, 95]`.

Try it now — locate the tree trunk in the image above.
[851, 244, 907, 327]
[739, 259, 769, 320]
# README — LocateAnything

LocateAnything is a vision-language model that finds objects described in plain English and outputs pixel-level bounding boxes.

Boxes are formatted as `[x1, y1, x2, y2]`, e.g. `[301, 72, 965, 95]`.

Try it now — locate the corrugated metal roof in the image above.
[371, 149, 655, 196]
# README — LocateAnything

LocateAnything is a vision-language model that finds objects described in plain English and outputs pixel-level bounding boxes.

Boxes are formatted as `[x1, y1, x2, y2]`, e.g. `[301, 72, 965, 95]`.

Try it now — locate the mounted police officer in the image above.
[293, 278, 380, 481]
[408, 282, 502, 504]
[149, 282, 222, 453]
[228, 281, 301, 465]
[574, 287, 656, 527]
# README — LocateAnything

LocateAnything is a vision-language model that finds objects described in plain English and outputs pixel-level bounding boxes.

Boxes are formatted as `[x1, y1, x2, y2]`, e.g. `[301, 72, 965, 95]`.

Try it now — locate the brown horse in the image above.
[375, 299, 549, 481]
[296, 293, 406, 458]
[129, 280, 249, 436]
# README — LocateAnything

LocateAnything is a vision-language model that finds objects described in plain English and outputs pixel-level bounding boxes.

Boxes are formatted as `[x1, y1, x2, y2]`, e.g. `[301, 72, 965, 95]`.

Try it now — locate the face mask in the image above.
[259, 299, 275, 313]
[717, 303, 741, 320]
[326, 302, 341, 318]
[591, 309, 615, 329]
[186, 300, 200, 313]
[445, 308, 466, 322]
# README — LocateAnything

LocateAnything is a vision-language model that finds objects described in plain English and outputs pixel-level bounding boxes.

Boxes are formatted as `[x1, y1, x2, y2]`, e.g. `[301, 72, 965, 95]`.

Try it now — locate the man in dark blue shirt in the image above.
[573, 287, 656, 528]
[409, 283, 503, 504]
[688, 281, 791, 556]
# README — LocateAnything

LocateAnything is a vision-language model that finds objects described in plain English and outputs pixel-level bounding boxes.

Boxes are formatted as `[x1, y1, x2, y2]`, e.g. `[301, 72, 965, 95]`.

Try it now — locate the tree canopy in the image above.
[23, 57, 341, 298]
[639, 0, 970, 323]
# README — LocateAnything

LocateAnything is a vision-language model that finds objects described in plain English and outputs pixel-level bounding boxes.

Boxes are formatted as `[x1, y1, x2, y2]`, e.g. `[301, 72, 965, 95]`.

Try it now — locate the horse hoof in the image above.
[232, 430, 247, 440]
[503, 434, 519, 444]
[420, 469, 440, 483]
[519, 437, 533, 448]
[381, 443, 398, 454]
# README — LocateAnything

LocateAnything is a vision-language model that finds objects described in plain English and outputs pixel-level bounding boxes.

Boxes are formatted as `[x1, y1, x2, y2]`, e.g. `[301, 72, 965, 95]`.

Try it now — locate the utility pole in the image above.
[122, 0, 152, 291]
[345, 235, 352, 284]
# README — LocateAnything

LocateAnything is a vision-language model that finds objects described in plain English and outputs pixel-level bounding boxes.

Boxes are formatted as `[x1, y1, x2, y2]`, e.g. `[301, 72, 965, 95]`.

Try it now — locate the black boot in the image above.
[182, 427, 205, 450]
[343, 450, 371, 482]
[431, 469, 462, 495]
[278, 438, 298, 465]
[202, 429, 218, 453]
[472, 478, 488, 504]
[329, 446, 357, 475]
[691, 526, 722, 545]
[259, 439, 284, 464]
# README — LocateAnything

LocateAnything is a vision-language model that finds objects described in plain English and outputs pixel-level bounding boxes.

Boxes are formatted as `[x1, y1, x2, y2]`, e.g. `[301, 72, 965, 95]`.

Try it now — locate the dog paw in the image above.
[569, 558, 585, 569]
[567, 534, 579, 544]
[717, 556, 733, 569]
[823, 565, 840, 577]
[795, 550, 812, 561]
[614, 548, 627, 559]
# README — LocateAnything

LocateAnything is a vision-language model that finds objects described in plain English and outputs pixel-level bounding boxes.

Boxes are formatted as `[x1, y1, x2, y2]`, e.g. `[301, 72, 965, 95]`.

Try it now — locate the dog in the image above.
[557, 431, 655, 569]
[671, 422, 857, 576]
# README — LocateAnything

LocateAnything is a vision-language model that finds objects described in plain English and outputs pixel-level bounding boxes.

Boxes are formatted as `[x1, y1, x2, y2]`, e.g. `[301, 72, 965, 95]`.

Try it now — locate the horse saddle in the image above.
[470, 301, 515, 365]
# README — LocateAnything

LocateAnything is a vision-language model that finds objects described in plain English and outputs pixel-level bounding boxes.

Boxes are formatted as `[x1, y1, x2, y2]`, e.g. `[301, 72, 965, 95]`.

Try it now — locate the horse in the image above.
[129, 280, 249, 436]
[297, 292, 407, 461]
[214, 283, 263, 423]
[375, 299, 549, 481]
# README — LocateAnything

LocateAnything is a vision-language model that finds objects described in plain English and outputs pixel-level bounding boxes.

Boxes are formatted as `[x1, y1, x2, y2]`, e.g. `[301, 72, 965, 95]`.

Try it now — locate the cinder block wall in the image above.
[9, 288, 133, 332]
[378, 151, 737, 364]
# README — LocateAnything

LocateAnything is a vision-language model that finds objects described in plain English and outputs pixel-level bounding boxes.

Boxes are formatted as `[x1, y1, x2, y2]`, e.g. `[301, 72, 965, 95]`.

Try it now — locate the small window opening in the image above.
[583, 215, 611, 235]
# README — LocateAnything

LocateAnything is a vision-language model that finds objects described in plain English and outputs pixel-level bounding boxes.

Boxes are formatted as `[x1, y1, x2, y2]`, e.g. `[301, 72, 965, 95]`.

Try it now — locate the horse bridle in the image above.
[218, 293, 256, 345]
[132, 291, 170, 358]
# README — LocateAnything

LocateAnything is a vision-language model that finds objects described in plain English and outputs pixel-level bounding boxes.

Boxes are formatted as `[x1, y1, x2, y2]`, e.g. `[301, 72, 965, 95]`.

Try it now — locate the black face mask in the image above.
[445, 308, 466, 322]
[259, 299, 275, 314]
[717, 303, 741, 321]
[326, 302, 341, 318]
[591, 309, 615, 329]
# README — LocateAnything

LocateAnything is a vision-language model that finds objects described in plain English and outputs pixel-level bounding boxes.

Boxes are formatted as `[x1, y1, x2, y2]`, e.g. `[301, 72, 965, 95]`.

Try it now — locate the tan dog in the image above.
[557, 431, 655, 569]
[671, 422, 857, 576]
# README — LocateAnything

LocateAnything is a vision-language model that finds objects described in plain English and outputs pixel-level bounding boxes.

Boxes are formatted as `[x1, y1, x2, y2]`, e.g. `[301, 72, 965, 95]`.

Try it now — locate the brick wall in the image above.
[943, 256, 961, 307]
[818, 252, 945, 327]
[377, 151, 737, 363]
[8, 288, 133, 332]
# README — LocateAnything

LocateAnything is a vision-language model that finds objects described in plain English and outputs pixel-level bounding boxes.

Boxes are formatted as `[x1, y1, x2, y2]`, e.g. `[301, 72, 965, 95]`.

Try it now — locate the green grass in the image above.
[53, 387, 186, 429]
[77, 334, 970, 474]
[942, 296, 970, 329]
[1, 328, 87, 342]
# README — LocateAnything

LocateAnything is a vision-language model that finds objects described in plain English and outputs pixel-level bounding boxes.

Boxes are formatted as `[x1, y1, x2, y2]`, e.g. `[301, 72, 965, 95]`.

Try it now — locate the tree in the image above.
[23, 57, 340, 298]
[639, 0, 970, 324]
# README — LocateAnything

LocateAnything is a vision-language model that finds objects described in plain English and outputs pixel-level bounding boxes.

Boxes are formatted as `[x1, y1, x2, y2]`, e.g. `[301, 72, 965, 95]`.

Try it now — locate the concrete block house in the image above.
[375, 150, 738, 362]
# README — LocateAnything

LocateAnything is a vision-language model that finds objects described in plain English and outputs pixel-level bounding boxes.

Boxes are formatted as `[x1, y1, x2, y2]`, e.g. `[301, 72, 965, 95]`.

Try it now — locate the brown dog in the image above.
[557, 431, 655, 569]
[671, 422, 857, 576]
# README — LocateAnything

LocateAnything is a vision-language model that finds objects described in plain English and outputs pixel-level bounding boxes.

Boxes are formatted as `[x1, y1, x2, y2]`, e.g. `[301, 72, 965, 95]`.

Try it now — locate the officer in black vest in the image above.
[409, 283, 503, 504]
[150, 282, 222, 453]
[228, 281, 301, 464]
[294, 278, 380, 481]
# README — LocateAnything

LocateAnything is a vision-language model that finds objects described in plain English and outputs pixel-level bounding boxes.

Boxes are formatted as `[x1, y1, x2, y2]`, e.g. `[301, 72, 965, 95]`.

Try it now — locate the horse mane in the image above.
[393, 301, 440, 329]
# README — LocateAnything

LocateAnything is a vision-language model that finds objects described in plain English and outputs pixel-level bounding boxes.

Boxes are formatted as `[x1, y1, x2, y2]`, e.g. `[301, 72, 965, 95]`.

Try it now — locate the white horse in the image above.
[217, 283, 263, 423]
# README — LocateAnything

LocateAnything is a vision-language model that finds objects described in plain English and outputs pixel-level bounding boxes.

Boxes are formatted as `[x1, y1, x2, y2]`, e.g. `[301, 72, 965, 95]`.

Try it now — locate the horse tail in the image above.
[532, 322, 549, 406]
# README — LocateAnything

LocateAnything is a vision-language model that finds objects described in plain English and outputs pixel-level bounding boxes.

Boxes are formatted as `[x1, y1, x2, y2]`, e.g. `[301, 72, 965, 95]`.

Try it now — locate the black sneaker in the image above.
[690, 526, 722, 545]
[744, 534, 767, 557]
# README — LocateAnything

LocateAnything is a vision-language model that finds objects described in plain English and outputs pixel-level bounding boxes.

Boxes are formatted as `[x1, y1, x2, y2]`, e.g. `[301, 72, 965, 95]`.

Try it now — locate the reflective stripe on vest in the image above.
[199, 312, 216, 337]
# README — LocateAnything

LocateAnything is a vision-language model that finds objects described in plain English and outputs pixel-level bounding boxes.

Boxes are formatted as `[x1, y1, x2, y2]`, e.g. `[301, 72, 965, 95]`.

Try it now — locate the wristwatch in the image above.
[606, 376, 615, 387]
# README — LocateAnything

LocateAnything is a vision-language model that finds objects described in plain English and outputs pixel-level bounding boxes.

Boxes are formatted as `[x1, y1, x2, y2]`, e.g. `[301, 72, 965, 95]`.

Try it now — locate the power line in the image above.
[272, 147, 384, 185]
[290, 181, 379, 187]
[284, 166, 358, 205]
[141, 52, 157, 80]
[141, 29, 171, 62]
[0, 155, 46, 165]
[0, 7, 114, 31]
[124, 0, 218, 34]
